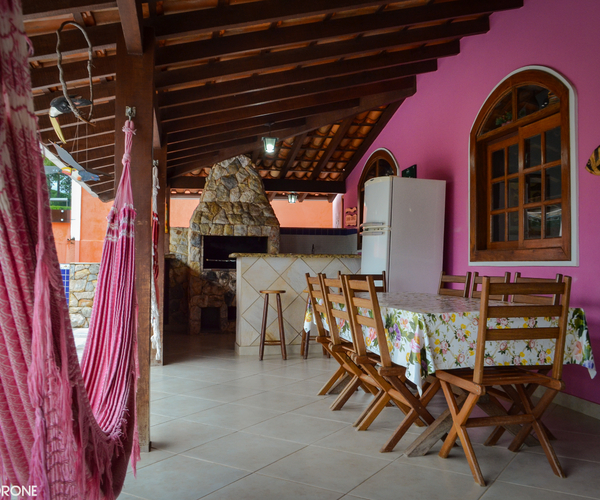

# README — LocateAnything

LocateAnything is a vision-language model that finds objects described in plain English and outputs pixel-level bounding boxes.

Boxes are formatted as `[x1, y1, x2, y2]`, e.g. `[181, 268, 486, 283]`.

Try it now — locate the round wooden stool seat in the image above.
[258, 290, 287, 360]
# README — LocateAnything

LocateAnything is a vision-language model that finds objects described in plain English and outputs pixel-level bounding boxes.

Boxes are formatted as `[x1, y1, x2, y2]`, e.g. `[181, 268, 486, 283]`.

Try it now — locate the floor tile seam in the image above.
[171, 391, 267, 403]
[239, 427, 331, 446]
[519, 446, 600, 464]
[343, 459, 409, 498]
[490, 479, 600, 499]
[253, 468, 352, 495]
[308, 443, 398, 462]
[227, 399, 321, 412]
[131, 450, 178, 472]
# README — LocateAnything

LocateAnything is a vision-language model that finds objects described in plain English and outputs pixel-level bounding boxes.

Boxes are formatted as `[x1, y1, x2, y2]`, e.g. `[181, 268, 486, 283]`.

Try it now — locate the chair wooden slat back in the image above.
[305, 273, 328, 338]
[319, 275, 353, 348]
[511, 272, 564, 305]
[471, 271, 511, 301]
[342, 275, 392, 367]
[340, 271, 387, 292]
[473, 276, 571, 385]
[438, 271, 473, 298]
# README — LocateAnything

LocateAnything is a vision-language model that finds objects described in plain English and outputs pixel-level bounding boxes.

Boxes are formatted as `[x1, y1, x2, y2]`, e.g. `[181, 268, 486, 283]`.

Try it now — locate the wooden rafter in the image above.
[117, 0, 144, 55]
[310, 117, 355, 180]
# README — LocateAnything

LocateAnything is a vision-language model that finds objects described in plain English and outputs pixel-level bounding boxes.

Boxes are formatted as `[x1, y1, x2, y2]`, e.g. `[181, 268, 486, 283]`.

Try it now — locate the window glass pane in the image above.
[507, 178, 519, 208]
[377, 159, 395, 177]
[481, 92, 513, 134]
[508, 212, 519, 241]
[491, 213, 505, 242]
[524, 208, 542, 239]
[545, 126, 561, 163]
[491, 181, 505, 210]
[525, 171, 542, 203]
[545, 165, 562, 200]
[491, 150, 504, 179]
[545, 204, 562, 238]
[517, 85, 549, 118]
[508, 144, 519, 174]
[524, 134, 542, 169]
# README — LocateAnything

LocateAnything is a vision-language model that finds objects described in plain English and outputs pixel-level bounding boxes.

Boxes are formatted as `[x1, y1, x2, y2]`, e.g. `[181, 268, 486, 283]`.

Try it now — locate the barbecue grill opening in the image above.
[203, 236, 268, 269]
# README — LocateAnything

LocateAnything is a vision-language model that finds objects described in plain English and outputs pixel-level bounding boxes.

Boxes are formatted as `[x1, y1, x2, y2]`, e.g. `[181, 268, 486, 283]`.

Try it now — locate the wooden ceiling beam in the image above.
[166, 85, 415, 178]
[34, 81, 116, 114]
[28, 24, 119, 62]
[169, 176, 346, 194]
[161, 61, 435, 122]
[159, 42, 458, 108]
[117, 0, 144, 55]
[22, 0, 117, 19]
[167, 137, 258, 162]
[31, 56, 116, 91]
[340, 100, 403, 181]
[164, 99, 358, 135]
[278, 132, 308, 179]
[40, 122, 115, 145]
[310, 117, 354, 180]
[163, 77, 415, 131]
[37, 101, 115, 131]
[153, 0, 391, 40]
[155, 18, 488, 90]
[155, 0, 520, 68]
[167, 118, 306, 146]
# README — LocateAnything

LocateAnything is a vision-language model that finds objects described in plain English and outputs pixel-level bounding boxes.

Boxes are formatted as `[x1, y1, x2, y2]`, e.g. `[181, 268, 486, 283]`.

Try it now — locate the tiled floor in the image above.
[119, 333, 600, 500]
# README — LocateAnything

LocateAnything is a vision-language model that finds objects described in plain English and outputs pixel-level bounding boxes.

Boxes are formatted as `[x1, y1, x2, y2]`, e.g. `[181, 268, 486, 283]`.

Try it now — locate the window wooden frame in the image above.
[470, 70, 571, 263]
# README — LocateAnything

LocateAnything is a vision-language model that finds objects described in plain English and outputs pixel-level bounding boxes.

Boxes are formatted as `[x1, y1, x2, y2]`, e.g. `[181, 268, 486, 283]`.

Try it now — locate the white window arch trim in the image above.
[467, 65, 579, 267]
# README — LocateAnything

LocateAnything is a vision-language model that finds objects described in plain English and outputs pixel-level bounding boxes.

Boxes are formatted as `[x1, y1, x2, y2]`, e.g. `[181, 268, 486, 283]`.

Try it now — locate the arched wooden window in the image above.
[358, 149, 397, 249]
[470, 69, 572, 262]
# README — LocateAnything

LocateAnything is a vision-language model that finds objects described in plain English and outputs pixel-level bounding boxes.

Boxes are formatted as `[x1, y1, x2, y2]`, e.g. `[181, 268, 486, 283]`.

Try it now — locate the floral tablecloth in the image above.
[304, 292, 596, 391]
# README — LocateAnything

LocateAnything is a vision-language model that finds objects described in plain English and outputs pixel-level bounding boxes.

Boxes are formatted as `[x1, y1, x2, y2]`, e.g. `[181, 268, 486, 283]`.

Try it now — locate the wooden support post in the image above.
[152, 143, 167, 367]
[114, 27, 155, 453]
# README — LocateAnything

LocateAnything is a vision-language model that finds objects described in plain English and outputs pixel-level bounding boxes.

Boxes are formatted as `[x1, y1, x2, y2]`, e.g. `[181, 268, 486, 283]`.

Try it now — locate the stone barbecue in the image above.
[167, 155, 280, 335]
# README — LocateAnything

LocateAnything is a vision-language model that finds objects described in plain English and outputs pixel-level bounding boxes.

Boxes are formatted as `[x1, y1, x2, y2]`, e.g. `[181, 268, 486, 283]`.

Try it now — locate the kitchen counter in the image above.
[230, 253, 359, 258]
[234, 253, 361, 355]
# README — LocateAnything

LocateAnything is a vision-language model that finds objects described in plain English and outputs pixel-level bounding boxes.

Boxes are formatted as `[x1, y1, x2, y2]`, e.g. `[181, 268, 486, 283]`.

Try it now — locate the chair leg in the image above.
[330, 375, 361, 411]
[300, 329, 307, 360]
[303, 330, 311, 359]
[355, 391, 390, 430]
[439, 381, 485, 486]
[259, 293, 269, 361]
[276, 293, 286, 360]
[318, 366, 346, 395]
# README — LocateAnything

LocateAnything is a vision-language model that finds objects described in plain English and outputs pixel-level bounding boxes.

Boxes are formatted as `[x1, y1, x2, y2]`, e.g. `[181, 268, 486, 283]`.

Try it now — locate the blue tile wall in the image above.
[60, 265, 70, 304]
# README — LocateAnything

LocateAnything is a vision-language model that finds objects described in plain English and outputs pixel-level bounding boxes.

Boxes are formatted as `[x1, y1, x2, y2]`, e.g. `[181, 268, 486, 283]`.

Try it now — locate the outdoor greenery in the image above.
[45, 158, 72, 210]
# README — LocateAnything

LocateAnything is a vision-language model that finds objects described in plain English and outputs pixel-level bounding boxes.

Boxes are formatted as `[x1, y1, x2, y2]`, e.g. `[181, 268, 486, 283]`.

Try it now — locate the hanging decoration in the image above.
[586, 145, 600, 175]
[151, 161, 162, 361]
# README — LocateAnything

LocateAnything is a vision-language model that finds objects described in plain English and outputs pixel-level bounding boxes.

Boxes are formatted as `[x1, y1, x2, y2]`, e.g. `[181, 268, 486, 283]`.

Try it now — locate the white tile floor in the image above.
[119, 333, 600, 500]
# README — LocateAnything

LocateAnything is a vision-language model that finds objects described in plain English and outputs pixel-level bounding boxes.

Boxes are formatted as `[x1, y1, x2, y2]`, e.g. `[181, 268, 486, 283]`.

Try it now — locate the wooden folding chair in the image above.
[342, 270, 387, 292]
[471, 271, 511, 301]
[511, 272, 564, 305]
[435, 276, 572, 486]
[319, 274, 380, 410]
[304, 274, 348, 395]
[438, 271, 472, 298]
[342, 275, 438, 444]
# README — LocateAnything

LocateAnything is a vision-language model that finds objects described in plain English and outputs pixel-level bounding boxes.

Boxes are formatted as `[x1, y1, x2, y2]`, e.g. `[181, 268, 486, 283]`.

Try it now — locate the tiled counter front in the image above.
[234, 253, 360, 355]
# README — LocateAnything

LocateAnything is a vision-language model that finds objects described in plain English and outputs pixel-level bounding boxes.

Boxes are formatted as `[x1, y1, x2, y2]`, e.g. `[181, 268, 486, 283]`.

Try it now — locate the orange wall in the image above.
[52, 222, 71, 263]
[79, 189, 113, 262]
[169, 197, 333, 228]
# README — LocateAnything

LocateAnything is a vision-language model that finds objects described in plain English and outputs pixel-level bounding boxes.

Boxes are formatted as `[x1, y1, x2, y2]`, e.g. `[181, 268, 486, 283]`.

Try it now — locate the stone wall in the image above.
[68, 263, 99, 328]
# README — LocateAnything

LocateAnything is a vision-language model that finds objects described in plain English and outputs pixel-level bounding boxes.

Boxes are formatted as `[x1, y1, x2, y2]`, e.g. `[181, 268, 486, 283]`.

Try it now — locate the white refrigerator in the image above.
[360, 176, 446, 293]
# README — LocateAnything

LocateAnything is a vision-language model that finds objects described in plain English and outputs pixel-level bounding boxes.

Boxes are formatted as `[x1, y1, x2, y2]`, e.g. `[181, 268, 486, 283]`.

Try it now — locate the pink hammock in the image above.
[0, 1, 139, 498]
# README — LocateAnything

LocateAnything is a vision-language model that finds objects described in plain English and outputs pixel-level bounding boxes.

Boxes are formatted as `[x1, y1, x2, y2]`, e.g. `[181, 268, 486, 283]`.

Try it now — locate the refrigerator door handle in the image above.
[360, 222, 386, 228]
[360, 228, 390, 236]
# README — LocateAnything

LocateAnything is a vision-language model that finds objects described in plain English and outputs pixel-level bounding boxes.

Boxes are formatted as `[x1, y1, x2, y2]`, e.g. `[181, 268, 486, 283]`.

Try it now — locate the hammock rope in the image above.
[0, 2, 140, 498]
[150, 163, 161, 361]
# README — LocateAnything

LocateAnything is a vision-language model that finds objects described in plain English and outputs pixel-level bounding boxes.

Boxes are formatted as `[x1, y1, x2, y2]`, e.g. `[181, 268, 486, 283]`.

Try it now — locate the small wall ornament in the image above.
[586, 144, 600, 175]
[345, 207, 358, 228]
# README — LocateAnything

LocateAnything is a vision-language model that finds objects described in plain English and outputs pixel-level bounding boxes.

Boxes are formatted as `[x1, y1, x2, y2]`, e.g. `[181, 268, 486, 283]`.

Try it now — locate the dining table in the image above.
[304, 291, 596, 454]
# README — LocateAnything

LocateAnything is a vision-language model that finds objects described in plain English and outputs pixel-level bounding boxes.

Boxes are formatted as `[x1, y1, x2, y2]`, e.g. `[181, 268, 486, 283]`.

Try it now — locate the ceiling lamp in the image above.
[262, 122, 277, 154]
[262, 136, 277, 154]
[288, 192, 298, 204]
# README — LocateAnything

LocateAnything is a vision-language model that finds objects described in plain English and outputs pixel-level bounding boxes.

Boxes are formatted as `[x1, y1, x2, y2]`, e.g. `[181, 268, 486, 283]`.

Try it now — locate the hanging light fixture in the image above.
[262, 122, 277, 154]
[288, 192, 298, 204]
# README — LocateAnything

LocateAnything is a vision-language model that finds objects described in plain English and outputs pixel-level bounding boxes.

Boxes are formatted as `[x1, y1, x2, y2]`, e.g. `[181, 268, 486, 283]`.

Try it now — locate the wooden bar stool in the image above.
[259, 289, 287, 360]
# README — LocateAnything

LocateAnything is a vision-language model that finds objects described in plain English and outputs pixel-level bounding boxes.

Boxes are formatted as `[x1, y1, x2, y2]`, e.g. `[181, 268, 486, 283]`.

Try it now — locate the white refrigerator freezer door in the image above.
[388, 177, 446, 293]
[361, 229, 390, 276]
[363, 177, 392, 227]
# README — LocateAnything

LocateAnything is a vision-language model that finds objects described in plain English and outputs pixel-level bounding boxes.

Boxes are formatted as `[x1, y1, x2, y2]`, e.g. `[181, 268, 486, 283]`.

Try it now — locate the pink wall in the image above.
[170, 197, 334, 228]
[345, 0, 600, 403]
